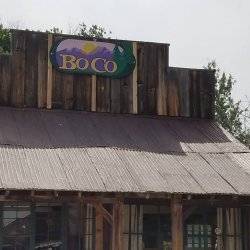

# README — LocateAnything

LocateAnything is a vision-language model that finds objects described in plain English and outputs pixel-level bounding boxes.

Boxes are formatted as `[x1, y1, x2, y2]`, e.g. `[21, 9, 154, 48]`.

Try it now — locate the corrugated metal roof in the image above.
[0, 107, 249, 195]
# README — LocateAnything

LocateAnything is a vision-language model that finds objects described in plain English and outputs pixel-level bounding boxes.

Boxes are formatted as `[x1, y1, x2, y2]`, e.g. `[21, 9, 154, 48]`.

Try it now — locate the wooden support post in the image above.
[132, 42, 138, 114]
[112, 199, 124, 250]
[91, 75, 97, 111]
[95, 202, 104, 250]
[171, 195, 183, 250]
[46, 34, 53, 109]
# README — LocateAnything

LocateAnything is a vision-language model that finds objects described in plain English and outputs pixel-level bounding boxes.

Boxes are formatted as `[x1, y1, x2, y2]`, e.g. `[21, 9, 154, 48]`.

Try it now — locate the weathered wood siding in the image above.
[0, 30, 215, 118]
[166, 67, 215, 118]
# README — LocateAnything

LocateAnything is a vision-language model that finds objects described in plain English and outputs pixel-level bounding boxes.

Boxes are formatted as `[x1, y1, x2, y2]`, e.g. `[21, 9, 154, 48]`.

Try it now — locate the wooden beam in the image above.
[91, 75, 97, 111]
[46, 33, 53, 109]
[94, 202, 113, 225]
[132, 42, 138, 114]
[171, 195, 183, 250]
[112, 199, 124, 250]
[95, 201, 104, 250]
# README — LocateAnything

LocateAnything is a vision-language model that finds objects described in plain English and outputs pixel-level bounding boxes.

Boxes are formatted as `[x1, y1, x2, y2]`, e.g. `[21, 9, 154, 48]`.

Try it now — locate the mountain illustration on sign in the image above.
[51, 39, 136, 78]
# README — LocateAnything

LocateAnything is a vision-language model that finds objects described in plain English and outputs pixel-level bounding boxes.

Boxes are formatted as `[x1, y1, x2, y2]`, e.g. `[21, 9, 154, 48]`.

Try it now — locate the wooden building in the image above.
[0, 29, 250, 250]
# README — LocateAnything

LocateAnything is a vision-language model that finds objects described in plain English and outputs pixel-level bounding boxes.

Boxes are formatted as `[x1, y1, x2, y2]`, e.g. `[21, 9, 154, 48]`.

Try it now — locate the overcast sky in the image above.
[1, 0, 250, 102]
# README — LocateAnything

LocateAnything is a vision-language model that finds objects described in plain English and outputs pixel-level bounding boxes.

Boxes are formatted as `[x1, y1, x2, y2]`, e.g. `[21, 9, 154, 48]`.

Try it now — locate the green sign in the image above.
[50, 38, 136, 78]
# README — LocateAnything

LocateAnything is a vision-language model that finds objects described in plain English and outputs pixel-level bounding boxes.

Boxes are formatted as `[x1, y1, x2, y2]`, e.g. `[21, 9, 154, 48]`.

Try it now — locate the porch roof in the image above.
[0, 107, 249, 195]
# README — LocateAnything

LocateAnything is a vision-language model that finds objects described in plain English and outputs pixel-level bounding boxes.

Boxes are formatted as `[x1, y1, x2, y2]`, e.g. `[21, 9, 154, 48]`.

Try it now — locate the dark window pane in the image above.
[3, 211, 16, 219]
[2, 205, 31, 237]
[35, 205, 62, 248]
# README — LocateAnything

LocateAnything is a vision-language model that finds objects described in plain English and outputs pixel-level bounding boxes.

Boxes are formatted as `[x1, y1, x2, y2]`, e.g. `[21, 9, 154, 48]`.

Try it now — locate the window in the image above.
[184, 211, 216, 250]
[123, 205, 143, 250]
[2, 204, 31, 250]
[186, 224, 212, 249]
[35, 204, 62, 249]
[143, 205, 171, 250]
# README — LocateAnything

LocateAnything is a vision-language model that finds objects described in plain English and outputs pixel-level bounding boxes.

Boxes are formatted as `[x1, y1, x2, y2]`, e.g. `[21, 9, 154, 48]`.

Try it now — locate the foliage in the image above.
[206, 61, 250, 146]
[0, 24, 11, 53]
[46, 27, 63, 34]
[45, 22, 111, 38]
[77, 22, 111, 38]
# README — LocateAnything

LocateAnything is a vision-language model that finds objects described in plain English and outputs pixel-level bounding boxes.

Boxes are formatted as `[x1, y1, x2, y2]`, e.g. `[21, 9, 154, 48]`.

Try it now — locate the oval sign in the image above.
[50, 39, 136, 78]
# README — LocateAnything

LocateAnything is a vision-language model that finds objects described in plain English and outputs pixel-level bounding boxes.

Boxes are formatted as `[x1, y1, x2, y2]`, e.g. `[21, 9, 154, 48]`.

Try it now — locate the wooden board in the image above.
[95, 202, 104, 250]
[47, 34, 53, 109]
[0, 55, 11, 105]
[37, 33, 48, 108]
[0, 30, 215, 119]
[74, 74, 92, 111]
[24, 32, 39, 107]
[11, 30, 26, 107]
[112, 200, 124, 250]
[171, 195, 183, 250]
[96, 76, 111, 112]
[137, 43, 158, 114]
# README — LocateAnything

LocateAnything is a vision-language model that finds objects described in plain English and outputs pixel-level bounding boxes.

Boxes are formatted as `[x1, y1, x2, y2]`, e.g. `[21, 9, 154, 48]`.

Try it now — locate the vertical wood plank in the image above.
[157, 45, 168, 115]
[37, 33, 48, 108]
[189, 70, 201, 118]
[96, 77, 111, 112]
[171, 195, 183, 250]
[11, 30, 26, 107]
[25, 32, 38, 107]
[0, 55, 11, 105]
[74, 75, 92, 111]
[112, 200, 124, 250]
[177, 68, 190, 117]
[46, 33, 53, 109]
[216, 208, 223, 250]
[62, 74, 74, 109]
[120, 74, 133, 114]
[132, 42, 138, 114]
[95, 202, 104, 250]
[137, 43, 158, 114]
[110, 78, 121, 113]
[91, 75, 97, 111]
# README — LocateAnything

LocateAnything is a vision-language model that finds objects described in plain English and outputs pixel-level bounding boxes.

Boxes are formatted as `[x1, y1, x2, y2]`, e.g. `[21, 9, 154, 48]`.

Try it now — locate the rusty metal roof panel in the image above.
[142, 152, 204, 194]
[0, 109, 21, 146]
[0, 146, 36, 190]
[0, 108, 249, 195]
[56, 147, 106, 191]
[24, 147, 72, 190]
[228, 153, 250, 175]
[201, 153, 250, 195]
[86, 148, 142, 192]
[162, 119, 222, 153]
[193, 120, 249, 153]
[174, 153, 237, 194]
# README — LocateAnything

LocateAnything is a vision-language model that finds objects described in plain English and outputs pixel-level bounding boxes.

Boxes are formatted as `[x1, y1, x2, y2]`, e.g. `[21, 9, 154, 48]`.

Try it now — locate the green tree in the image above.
[0, 24, 11, 53]
[46, 27, 63, 34]
[77, 22, 111, 38]
[46, 22, 111, 38]
[206, 61, 250, 146]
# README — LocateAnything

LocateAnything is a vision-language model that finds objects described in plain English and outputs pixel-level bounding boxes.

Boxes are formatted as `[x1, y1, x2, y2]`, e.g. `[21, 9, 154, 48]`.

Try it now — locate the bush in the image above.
[0, 24, 11, 53]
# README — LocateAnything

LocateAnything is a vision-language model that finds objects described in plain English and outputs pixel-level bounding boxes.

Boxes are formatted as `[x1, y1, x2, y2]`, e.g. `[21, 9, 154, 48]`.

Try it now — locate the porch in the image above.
[0, 193, 250, 250]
